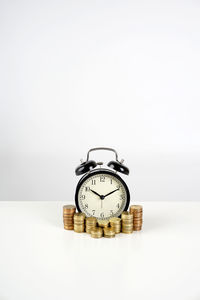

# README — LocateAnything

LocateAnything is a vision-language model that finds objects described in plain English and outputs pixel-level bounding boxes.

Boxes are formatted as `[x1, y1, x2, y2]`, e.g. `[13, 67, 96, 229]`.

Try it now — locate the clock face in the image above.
[75, 170, 129, 220]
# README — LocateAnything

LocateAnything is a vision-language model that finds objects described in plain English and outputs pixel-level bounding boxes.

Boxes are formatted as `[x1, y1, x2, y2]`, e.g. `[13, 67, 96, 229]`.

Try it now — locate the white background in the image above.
[0, 0, 200, 201]
[1, 201, 200, 300]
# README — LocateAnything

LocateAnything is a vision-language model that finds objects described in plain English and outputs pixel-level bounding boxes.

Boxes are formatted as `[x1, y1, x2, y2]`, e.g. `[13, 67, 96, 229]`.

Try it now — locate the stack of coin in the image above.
[86, 217, 97, 234]
[109, 217, 121, 233]
[104, 227, 115, 238]
[74, 212, 86, 233]
[121, 211, 133, 234]
[129, 205, 143, 231]
[63, 205, 76, 230]
[91, 227, 103, 238]
[97, 219, 110, 228]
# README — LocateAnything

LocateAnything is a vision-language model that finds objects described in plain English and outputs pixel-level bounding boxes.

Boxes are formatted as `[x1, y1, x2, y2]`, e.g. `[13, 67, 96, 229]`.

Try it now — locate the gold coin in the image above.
[130, 205, 143, 212]
[122, 224, 132, 228]
[110, 226, 121, 234]
[63, 212, 74, 215]
[63, 205, 76, 214]
[91, 228, 103, 238]
[121, 211, 129, 217]
[132, 211, 143, 216]
[86, 221, 97, 234]
[91, 234, 102, 238]
[74, 222, 84, 225]
[122, 226, 133, 229]
[133, 216, 143, 220]
[74, 225, 85, 233]
[104, 228, 115, 236]
[86, 217, 96, 221]
[131, 211, 143, 214]
[74, 224, 84, 228]
[63, 220, 74, 223]
[64, 221, 73, 223]
[109, 217, 121, 224]
[104, 234, 115, 238]
[86, 227, 96, 234]
[133, 219, 143, 224]
[74, 217, 84, 220]
[121, 212, 133, 220]
[133, 228, 142, 231]
[64, 226, 74, 230]
[86, 217, 97, 224]
[74, 228, 84, 232]
[97, 220, 110, 228]
[122, 219, 133, 223]
[122, 222, 133, 226]
[91, 228, 102, 233]
[111, 224, 121, 228]
[63, 221, 73, 225]
[133, 218, 143, 221]
[63, 205, 76, 210]
[74, 212, 86, 219]
[74, 212, 85, 217]
[74, 225, 84, 228]
[133, 217, 143, 221]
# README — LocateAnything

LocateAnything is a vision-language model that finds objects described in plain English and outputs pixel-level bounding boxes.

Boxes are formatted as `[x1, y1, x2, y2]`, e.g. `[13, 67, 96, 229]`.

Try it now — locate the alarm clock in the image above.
[75, 147, 130, 220]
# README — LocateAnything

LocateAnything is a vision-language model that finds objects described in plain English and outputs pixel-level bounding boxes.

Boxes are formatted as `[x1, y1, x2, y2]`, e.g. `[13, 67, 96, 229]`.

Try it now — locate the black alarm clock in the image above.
[75, 147, 130, 220]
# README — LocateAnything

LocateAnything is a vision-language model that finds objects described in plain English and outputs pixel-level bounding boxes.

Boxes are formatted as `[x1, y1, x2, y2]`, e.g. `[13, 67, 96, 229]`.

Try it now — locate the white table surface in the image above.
[0, 201, 200, 300]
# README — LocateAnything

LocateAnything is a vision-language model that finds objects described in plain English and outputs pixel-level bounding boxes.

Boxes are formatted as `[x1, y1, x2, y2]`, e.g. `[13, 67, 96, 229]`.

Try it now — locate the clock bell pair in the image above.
[75, 147, 130, 220]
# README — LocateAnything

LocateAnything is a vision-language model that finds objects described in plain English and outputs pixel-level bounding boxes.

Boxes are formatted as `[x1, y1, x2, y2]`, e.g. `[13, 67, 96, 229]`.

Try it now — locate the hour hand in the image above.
[104, 188, 119, 198]
[90, 189, 101, 198]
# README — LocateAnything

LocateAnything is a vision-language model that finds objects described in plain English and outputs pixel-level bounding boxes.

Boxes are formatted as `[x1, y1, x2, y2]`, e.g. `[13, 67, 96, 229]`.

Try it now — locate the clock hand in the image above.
[90, 189, 101, 198]
[104, 188, 119, 198]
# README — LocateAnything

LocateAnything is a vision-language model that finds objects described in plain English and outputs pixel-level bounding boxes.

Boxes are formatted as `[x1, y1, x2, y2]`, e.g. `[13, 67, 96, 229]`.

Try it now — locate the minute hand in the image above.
[104, 188, 119, 198]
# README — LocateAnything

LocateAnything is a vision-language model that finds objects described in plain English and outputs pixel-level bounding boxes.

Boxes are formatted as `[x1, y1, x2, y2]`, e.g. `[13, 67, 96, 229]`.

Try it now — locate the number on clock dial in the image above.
[78, 173, 127, 219]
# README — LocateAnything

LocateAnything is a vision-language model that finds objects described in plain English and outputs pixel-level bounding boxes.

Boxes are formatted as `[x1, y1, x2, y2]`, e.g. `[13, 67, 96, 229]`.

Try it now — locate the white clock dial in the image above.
[77, 173, 127, 220]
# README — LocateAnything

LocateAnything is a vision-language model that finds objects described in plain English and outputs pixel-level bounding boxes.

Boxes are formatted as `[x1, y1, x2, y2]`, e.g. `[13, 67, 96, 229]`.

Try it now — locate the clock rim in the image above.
[75, 168, 130, 217]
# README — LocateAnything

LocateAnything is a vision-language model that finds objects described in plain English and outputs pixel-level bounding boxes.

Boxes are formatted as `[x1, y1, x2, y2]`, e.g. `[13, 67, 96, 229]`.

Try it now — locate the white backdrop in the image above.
[0, 0, 200, 201]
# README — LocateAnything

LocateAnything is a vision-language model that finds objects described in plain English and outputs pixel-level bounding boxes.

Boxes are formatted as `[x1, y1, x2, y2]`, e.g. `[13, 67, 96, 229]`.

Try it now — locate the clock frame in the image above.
[75, 168, 130, 219]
